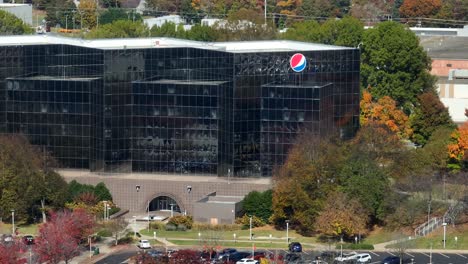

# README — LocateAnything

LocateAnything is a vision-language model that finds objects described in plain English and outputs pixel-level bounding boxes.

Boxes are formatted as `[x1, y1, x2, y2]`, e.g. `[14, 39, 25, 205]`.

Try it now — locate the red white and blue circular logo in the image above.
[290, 53, 307, 72]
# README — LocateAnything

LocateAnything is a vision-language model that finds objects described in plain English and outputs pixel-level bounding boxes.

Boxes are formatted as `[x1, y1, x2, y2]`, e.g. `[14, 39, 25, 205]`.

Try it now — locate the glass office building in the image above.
[0, 36, 360, 177]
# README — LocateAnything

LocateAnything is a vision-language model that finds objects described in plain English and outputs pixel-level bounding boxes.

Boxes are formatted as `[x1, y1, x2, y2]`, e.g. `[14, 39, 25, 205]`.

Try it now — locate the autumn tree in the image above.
[130, 252, 158, 264]
[447, 121, 468, 170]
[0, 135, 67, 223]
[0, 10, 34, 35]
[360, 90, 413, 139]
[361, 21, 435, 111]
[411, 92, 454, 146]
[315, 192, 368, 240]
[399, 0, 442, 18]
[78, 0, 98, 29]
[271, 135, 344, 235]
[35, 209, 95, 264]
[0, 239, 26, 264]
[351, 0, 394, 22]
[169, 249, 204, 264]
[298, 0, 335, 18]
[103, 218, 129, 246]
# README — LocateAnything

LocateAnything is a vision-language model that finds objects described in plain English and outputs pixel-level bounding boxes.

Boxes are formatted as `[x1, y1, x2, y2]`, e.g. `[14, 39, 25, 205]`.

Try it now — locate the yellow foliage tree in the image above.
[78, 0, 97, 29]
[360, 89, 413, 139]
[447, 121, 468, 168]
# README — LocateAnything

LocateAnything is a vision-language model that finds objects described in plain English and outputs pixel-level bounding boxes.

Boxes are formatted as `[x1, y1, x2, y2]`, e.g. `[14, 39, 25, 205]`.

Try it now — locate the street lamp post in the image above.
[443, 222, 447, 249]
[88, 235, 93, 258]
[249, 216, 253, 240]
[286, 220, 290, 244]
[11, 209, 15, 236]
[233, 233, 237, 243]
[170, 204, 174, 217]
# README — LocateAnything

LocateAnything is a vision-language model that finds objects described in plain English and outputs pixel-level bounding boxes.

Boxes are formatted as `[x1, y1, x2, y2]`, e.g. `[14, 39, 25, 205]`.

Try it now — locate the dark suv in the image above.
[288, 242, 302, 253]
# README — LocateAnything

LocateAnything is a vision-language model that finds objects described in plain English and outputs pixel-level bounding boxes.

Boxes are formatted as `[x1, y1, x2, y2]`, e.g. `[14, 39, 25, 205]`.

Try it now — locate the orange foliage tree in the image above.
[360, 89, 412, 139]
[399, 0, 442, 17]
[447, 120, 468, 170]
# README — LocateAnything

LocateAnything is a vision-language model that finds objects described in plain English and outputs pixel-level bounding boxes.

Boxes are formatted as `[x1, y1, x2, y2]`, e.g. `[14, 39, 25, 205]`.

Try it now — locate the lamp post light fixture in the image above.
[443, 222, 447, 249]
[11, 209, 15, 236]
[285, 220, 290, 244]
[455, 236, 458, 248]
[249, 216, 253, 240]
[233, 233, 237, 243]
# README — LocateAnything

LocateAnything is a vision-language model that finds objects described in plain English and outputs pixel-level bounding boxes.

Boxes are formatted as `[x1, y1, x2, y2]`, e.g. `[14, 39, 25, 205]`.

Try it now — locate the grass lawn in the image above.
[363, 227, 405, 245]
[140, 225, 318, 245]
[0, 224, 38, 236]
[409, 224, 467, 250]
[167, 239, 296, 250]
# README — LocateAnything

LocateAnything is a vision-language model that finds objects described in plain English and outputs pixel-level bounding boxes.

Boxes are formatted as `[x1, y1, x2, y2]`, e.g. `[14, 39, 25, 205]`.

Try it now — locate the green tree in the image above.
[78, 0, 98, 29]
[299, 0, 335, 18]
[411, 92, 454, 146]
[99, 8, 142, 25]
[186, 23, 218, 41]
[319, 16, 363, 47]
[150, 22, 185, 38]
[94, 182, 113, 201]
[99, 0, 121, 8]
[45, 0, 77, 29]
[0, 10, 34, 35]
[361, 21, 435, 111]
[86, 20, 149, 38]
[339, 154, 390, 223]
[280, 20, 322, 42]
[241, 190, 272, 223]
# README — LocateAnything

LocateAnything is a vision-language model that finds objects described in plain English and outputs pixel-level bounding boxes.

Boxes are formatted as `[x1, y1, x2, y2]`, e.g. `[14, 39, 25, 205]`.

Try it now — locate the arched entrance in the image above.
[148, 195, 182, 213]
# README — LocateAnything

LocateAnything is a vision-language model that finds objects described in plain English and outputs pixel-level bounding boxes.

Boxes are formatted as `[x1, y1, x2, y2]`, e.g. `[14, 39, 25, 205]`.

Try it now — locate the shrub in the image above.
[150, 221, 165, 230]
[177, 224, 187, 231]
[118, 236, 134, 244]
[337, 243, 374, 250]
[165, 223, 177, 231]
[193, 223, 241, 231]
[168, 215, 193, 229]
[235, 215, 265, 228]
[96, 229, 112, 237]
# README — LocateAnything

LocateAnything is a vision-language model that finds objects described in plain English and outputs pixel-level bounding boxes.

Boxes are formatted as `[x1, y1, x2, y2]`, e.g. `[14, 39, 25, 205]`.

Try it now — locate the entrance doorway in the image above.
[149, 196, 181, 213]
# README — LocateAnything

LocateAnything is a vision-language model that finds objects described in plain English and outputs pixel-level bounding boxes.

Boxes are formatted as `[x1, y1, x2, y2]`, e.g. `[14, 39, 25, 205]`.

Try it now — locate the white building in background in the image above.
[438, 69, 468, 125]
[144, 15, 185, 28]
[0, 3, 32, 25]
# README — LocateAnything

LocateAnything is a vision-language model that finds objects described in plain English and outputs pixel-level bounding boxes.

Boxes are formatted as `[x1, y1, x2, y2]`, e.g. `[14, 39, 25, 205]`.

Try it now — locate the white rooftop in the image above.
[0, 35, 351, 53]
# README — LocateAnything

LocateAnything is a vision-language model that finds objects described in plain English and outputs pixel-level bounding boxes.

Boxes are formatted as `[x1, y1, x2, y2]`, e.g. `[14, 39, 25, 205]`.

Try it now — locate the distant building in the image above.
[422, 36, 468, 125]
[0, 3, 32, 25]
[144, 15, 185, 28]
[193, 192, 243, 225]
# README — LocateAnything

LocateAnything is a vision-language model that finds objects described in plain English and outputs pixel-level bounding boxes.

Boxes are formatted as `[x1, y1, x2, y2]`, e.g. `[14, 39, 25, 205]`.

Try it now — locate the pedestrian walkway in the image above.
[70, 238, 130, 264]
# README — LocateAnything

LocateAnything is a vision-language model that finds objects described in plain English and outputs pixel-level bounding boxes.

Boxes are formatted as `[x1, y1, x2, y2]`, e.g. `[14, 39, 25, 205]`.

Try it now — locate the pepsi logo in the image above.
[290, 53, 307, 72]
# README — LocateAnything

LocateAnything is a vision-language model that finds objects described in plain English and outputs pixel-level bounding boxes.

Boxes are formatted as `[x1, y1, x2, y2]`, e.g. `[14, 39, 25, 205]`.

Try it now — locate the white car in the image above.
[355, 253, 372, 263]
[138, 239, 151, 249]
[236, 259, 259, 264]
[334, 252, 358, 262]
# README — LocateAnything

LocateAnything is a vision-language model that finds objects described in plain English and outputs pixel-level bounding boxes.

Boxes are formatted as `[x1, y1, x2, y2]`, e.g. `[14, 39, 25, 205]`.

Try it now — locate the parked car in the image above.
[236, 258, 259, 264]
[334, 251, 358, 262]
[289, 242, 303, 252]
[229, 252, 251, 262]
[147, 249, 164, 258]
[355, 253, 371, 263]
[381, 256, 412, 264]
[22, 235, 35, 245]
[138, 239, 151, 249]
[218, 248, 237, 260]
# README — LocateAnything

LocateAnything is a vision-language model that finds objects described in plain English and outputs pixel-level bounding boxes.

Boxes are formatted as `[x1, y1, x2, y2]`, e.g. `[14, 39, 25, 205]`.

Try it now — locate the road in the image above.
[94, 248, 137, 264]
[96, 246, 468, 264]
[285, 249, 468, 264]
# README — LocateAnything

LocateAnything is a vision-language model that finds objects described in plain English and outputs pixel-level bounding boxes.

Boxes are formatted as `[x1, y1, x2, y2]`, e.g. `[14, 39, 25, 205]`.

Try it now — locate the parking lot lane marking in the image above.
[405, 252, 415, 258]
[266, 249, 273, 254]
[370, 252, 380, 257]
[370, 262, 380, 264]
[302, 251, 310, 255]
[387, 251, 396, 256]
[456, 254, 467, 259]
[438, 253, 450, 258]
[420, 252, 430, 257]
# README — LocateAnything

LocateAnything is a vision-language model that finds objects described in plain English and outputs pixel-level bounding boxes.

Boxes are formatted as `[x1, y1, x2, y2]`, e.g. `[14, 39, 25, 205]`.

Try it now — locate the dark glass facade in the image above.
[0, 40, 360, 177]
